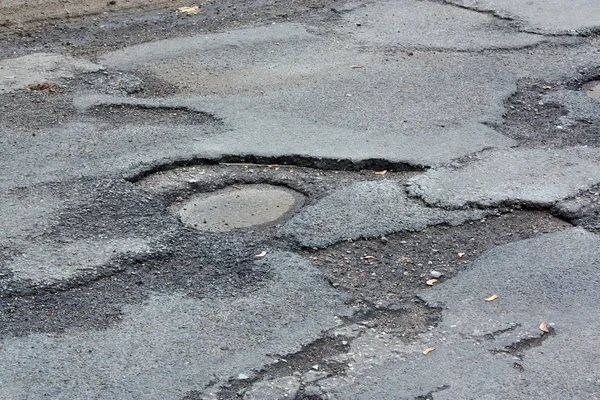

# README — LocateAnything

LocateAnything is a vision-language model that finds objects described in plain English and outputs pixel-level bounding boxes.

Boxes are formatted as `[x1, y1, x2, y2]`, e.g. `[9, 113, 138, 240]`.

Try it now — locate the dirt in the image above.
[305, 210, 570, 304]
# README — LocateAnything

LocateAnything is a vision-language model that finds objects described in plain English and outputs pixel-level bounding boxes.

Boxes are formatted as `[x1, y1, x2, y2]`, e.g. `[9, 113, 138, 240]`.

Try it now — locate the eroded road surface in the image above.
[1, 0, 600, 399]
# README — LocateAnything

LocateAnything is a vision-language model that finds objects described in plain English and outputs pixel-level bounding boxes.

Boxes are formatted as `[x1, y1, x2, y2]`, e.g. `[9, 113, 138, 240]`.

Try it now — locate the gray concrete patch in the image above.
[0, 178, 179, 290]
[243, 376, 301, 400]
[408, 147, 600, 209]
[324, 0, 546, 51]
[0, 53, 102, 94]
[174, 184, 305, 232]
[0, 251, 351, 400]
[317, 228, 600, 399]
[7, 238, 149, 284]
[281, 180, 488, 248]
[446, 0, 600, 34]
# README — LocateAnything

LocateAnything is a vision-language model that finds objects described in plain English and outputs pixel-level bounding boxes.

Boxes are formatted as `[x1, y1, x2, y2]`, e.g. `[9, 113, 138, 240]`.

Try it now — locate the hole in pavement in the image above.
[86, 103, 224, 127]
[173, 183, 306, 232]
[494, 79, 599, 148]
[582, 80, 600, 102]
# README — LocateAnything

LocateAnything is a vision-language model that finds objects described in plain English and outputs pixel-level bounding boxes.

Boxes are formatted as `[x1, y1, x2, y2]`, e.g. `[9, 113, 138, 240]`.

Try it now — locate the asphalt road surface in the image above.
[1, 0, 600, 399]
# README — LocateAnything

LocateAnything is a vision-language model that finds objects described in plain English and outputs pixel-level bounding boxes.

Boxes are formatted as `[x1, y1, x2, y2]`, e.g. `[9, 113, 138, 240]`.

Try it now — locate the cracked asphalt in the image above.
[1, 0, 600, 399]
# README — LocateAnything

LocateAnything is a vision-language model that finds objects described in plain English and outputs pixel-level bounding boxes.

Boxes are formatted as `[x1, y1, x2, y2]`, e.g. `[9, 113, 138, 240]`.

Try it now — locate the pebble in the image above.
[430, 270, 442, 278]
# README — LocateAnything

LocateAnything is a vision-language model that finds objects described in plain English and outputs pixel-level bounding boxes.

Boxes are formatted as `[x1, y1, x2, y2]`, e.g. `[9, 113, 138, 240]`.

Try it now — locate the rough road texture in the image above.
[1, 0, 600, 399]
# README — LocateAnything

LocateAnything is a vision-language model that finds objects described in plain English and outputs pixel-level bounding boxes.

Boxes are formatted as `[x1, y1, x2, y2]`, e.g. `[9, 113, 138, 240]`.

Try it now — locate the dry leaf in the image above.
[28, 82, 56, 91]
[363, 255, 376, 260]
[457, 252, 465, 259]
[397, 256, 413, 263]
[350, 65, 364, 69]
[539, 321, 550, 333]
[176, 6, 201, 15]
[359, 272, 366, 278]
[255, 251, 267, 258]
[485, 294, 499, 302]
[423, 347, 435, 355]
[426, 279, 438, 286]
[373, 170, 388, 175]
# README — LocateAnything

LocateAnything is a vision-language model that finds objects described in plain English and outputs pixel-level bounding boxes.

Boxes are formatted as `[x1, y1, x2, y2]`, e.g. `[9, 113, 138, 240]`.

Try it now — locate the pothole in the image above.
[173, 184, 306, 232]
[582, 80, 600, 101]
[86, 103, 223, 126]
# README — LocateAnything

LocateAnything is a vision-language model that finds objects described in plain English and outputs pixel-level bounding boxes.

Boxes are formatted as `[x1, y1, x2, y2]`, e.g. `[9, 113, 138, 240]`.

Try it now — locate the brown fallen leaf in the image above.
[255, 251, 267, 258]
[457, 252, 465, 259]
[485, 294, 499, 302]
[426, 279, 438, 286]
[539, 321, 550, 333]
[397, 256, 413, 263]
[28, 82, 56, 91]
[423, 347, 435, 355]
[176, 5, 201, 15]
[363, 255, 376, 260]
[373, 170, 388, 175]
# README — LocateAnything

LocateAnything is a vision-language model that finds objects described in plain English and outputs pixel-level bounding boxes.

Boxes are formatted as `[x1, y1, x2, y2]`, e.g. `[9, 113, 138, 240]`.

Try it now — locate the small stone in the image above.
[311, 364, 319, 371]
[238, 373, 250, 380]
[303, 386, 324, 397]
[430, 270, 442, 278]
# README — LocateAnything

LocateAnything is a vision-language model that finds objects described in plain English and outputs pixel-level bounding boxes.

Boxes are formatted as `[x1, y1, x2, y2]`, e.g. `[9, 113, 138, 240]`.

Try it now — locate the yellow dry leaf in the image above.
[177, 6, 201, 15]
[423, 347, 435, 355]
[485, 294, 499, 302]
[539, 321, 550, 333]
[363, 255, 376, 260]
[426, 279, 438, 286]
[255, 251, 267, 258]
[457, 252, 465, 259]
[374, 170, 388, 175]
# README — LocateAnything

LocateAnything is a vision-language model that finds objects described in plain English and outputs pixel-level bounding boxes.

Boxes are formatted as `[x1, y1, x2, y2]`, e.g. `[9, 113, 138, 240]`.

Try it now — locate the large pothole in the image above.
[173, 184, 305, 232]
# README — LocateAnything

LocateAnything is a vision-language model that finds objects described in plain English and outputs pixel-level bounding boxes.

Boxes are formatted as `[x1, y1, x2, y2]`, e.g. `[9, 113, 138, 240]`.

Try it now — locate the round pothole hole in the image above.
[173, 184, 305, 232]
[583, 80, 600, 102]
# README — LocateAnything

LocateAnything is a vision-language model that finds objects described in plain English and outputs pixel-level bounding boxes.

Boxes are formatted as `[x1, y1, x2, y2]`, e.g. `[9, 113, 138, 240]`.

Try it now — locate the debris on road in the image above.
[423, 347, 436, 355]
[176, 6, 201, 15]
[485, 294, 499, 302]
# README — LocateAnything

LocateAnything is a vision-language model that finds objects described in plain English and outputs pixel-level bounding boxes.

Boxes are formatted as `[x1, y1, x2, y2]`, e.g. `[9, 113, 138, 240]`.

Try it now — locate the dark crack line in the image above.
[415, 384, 451, 400]
[424, 0, 591, 37]
[125, 155, 427, 183]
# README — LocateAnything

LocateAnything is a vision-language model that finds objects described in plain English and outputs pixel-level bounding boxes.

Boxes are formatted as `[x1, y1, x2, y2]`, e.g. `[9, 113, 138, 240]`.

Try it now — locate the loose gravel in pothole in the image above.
[306, 210, 570, 304]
